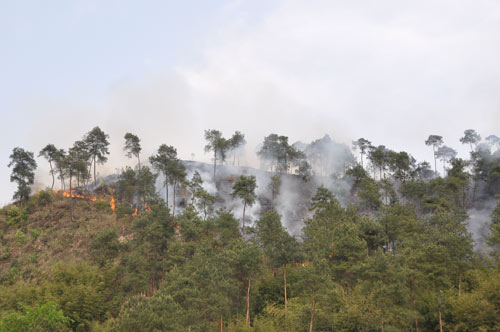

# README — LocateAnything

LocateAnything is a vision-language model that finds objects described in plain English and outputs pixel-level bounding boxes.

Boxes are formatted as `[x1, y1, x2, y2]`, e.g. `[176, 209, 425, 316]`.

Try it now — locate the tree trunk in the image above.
[284, 265, 288, 312]
[246, 278, 251, 326]
[458, 269, 462, 296]
[433, 146, 437, 174]
[411, 283, 419, 332]
[93, 156, 97, 186]
[70, 172, 75, 222]
[242, 201, 247, 230]
[309, 295, 316, 332]
[220, 313, 223, 332]
[173, 182, 176, 217]
[165, 182, 169, 206]
[214, 150, 217, 187]
[49, 160, 55, 190]
[381, 319, 384, 332]
[438, 306, 443, 332]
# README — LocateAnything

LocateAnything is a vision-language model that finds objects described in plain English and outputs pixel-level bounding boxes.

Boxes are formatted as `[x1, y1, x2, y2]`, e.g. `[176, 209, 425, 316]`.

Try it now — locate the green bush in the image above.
[6, 206, 27, 226]
[115, 203, 134, 218]
[95, 201, 111, 212]
[91, 229, 121, 266]
[37, 190, 53, 207]
[30, 228, 40, 241]
[15, 230, 27, 245]
[0, 301, 72, 332]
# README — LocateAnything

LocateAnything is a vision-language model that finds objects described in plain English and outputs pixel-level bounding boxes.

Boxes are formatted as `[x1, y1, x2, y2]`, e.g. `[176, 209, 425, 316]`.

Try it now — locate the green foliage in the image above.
[8, 147, 37, 203]
[95, 200, 110, 212]
[36, 190, 53, 207]
[257, 134, 306, 173]
[90, 228, 121, 266]
[5, 205, 27, 226]
[0, 302, 72, 332]
[29, 228, 40, 241]
[5, 129, 500, 332]
[47, 262, 115, 331]
[14, 230, 27, 245]
[115, 293, 183, 332]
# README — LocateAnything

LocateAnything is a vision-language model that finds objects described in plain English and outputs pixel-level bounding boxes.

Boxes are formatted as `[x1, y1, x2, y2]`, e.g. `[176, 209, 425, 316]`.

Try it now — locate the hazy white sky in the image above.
[1, 0, 499, 205]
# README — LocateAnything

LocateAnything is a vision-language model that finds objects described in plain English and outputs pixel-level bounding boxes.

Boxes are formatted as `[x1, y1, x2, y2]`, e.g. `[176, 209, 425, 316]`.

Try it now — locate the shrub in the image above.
[37, 190, 53, 207]
[95, 201, 110, 212]
[15, 230, 27, 245]
[91, 229, 121, 266]
[6, 206, 27, 226]
[0, 301, 72, 332]
[30, 228, 40, 241]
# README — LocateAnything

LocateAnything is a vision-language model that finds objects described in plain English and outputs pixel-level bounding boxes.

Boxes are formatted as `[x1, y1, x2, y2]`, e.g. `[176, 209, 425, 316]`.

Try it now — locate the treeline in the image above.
[2, 127, 500, 331]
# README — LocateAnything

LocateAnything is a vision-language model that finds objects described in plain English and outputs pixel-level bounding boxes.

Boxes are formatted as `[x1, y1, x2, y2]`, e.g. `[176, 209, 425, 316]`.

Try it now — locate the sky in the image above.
[1, 0, 499, 205]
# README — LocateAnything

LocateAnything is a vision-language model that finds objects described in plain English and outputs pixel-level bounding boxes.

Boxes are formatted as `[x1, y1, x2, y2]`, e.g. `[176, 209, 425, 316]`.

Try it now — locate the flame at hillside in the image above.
[54, 189, 116, 212]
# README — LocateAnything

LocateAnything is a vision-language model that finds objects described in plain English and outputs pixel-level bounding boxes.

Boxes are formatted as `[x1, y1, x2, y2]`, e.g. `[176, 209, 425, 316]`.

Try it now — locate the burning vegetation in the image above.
[3, 127, 500, 332]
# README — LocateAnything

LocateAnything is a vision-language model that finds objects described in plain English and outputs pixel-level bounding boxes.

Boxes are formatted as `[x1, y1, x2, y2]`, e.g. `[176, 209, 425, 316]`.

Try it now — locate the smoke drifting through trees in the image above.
[10, 126, 500, 254]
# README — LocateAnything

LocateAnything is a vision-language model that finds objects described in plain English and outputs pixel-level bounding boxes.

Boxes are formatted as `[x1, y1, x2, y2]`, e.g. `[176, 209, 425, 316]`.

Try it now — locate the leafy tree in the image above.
[386, 150, 416, 183]
[228, 131, 246, 166]
[436, 145, 457, 175]
[116, 166, 138, 206]
[38, 144, 59, 190]
[68, 140, 91, 188]
[352, 138, 372, 168]
[53, 149, 67, 190]
[258, 134, 306, 173]
[0, 302, 72, 332]
[425, 135, 444, 173]
[136, 166, 158, 207]
[256, 210, 300, 312]
[232, 175, 257, 230]
[368, 145, 388, 179]
[8, 147, 37, 204]
[413, 161, 434, 180]
[187, 171, 203, 204]
[123, 132, 142, 169]
[115, 293, 183, 332]
[84, 126, 110, 186]
[150, 144, 186, 214]
[346, 165, 382, 211]
[460, 129, 481, 152]
[268, 175, 281, 204]
[304, 134, 356, 177]
[487, 198, 500, 259]
[228, 240, 262, 326]
[204, 129, 230, 186]
[194, 188, 216, 220]
[295, 160, 313, 182]
[485, 134, 500, 150]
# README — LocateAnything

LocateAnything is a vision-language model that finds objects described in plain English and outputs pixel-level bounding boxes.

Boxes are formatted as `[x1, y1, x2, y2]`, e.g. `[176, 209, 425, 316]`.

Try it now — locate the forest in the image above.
[1, 127, 500, 332]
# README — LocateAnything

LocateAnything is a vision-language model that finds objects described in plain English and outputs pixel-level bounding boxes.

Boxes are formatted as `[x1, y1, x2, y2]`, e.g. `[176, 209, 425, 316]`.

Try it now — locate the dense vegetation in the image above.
[2, 128, 500, 331]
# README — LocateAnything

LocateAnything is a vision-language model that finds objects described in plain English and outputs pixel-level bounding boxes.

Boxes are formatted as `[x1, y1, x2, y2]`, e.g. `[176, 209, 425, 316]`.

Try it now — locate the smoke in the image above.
[466, 199, 495, 254]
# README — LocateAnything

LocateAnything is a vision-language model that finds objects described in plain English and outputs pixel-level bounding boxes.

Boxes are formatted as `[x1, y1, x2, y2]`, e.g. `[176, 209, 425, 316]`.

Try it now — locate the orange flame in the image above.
[131, 208, 138, 216]
[55, 189, 115, 210]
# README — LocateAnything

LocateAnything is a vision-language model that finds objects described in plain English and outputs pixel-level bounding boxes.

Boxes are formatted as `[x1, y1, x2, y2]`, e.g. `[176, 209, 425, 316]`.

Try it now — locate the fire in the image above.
[131, 208, 138, 216]
[55, 189, 115, 212]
